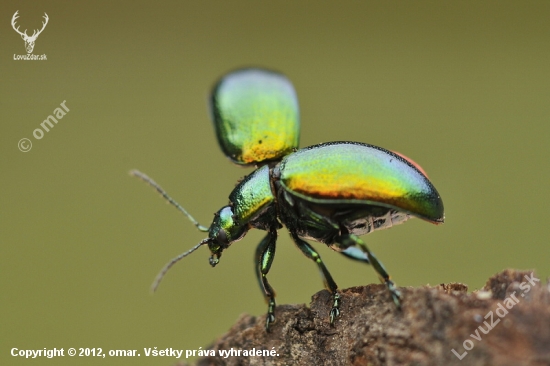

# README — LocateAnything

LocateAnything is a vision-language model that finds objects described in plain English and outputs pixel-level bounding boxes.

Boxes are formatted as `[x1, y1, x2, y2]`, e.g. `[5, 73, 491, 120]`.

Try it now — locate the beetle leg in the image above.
[289, 231, 341, 325]
[337, 246, 370, 263]
[335, 234, 402, 309]
[255, 227, 278, 331]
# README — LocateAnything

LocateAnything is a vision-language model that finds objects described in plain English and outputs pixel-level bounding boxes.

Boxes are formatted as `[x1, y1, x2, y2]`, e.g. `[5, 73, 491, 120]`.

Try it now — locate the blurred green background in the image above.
[1, 1, 549, 365]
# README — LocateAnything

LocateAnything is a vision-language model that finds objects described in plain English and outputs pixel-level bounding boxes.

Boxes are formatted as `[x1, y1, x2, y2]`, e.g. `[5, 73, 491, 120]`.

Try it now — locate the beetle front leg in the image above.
[335, 234, 401, 308]
[289, 231, 341, 325]
[255, 228, 278, 331]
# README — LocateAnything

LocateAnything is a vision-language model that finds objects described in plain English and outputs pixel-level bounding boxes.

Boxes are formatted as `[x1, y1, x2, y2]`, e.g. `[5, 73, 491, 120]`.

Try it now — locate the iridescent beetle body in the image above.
[132, 68, 444, 330]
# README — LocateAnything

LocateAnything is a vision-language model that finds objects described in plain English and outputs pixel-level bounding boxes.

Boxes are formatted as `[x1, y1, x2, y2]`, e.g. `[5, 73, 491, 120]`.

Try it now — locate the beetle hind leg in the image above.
[289, 231, 341, 325]
[255, 228, 278, 331]
[338, 246, 370, 263]
[335, 234, 402, 309]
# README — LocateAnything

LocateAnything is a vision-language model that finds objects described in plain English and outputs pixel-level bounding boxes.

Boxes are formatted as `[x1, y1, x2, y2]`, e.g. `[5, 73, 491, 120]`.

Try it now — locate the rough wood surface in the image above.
[182, 270, 550, 366]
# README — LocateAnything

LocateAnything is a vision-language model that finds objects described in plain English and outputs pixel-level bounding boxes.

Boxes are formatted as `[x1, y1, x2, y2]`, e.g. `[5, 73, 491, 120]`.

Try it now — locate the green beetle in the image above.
[132, 68, 444, 330]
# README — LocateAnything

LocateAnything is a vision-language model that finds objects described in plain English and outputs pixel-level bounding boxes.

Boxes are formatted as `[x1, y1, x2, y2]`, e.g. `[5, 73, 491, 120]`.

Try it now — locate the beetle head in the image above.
[208, 206, 247, 266]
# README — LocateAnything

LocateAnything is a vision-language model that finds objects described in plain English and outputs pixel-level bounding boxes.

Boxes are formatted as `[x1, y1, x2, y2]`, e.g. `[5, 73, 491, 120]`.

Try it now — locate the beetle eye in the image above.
[216, 228, 228, 245]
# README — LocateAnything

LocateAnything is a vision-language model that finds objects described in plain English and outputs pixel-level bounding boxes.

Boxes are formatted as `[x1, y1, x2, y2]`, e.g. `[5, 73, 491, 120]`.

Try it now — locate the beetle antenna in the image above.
[130, 169, 209, 232]
[151, 238, 210, 293]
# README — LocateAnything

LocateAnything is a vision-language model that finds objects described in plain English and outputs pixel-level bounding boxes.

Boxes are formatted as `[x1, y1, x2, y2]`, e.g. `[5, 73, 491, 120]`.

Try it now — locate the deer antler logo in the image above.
[11, 11, 49, 54]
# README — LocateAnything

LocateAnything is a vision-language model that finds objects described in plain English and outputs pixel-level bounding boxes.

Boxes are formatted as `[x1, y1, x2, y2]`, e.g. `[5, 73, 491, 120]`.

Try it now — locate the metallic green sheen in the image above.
[279, 141, 444, 223]
[210, 68, 300, 165]
[229, 165, 275, 224]
[213, 206, 244, 245]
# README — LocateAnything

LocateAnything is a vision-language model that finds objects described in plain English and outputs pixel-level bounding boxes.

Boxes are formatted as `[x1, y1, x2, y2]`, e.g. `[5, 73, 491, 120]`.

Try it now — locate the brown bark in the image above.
[183, 270, 550, 366]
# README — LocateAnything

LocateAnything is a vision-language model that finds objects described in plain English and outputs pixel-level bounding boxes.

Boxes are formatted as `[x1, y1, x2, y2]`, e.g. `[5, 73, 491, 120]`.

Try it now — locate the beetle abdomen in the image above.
[279, 141, 444, 223]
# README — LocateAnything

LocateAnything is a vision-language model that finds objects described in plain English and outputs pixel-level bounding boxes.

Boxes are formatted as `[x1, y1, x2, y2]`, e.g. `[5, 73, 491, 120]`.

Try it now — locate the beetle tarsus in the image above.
[386, 279, 402, 309]
[265, 299, 276, 331]
[265, 314, 275, 331]
[329, 292, 341, 324]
